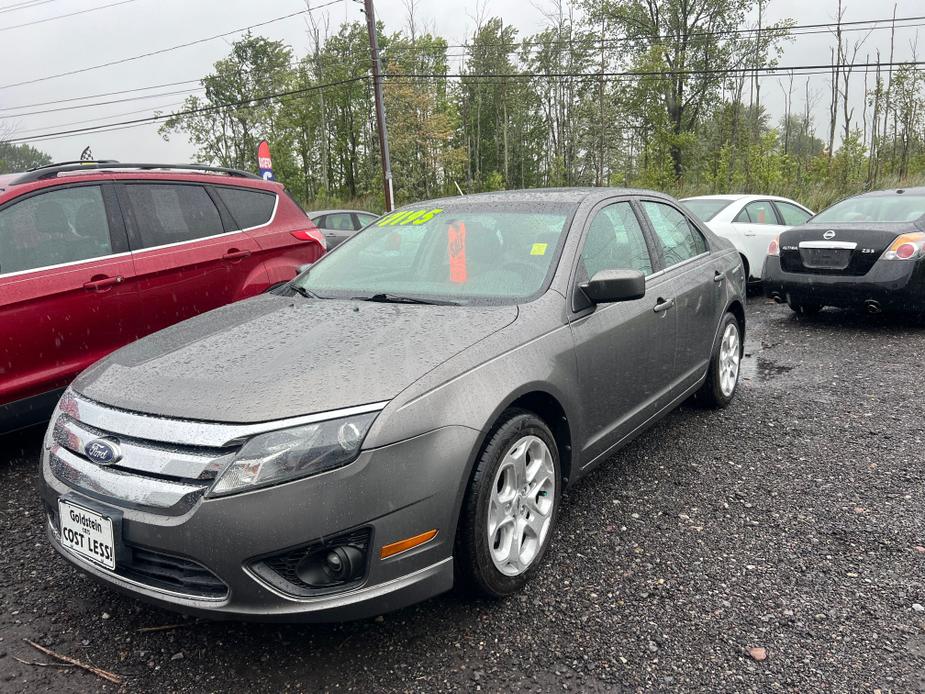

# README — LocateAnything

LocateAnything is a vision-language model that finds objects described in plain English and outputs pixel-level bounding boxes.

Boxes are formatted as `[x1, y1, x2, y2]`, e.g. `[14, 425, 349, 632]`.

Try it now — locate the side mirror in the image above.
[580, 269, 646, 304]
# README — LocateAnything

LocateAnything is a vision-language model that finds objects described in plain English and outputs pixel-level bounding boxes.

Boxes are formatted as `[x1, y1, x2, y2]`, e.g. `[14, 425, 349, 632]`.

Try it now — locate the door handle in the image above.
[653, 297, 675, 313]
[713, 271, 726, 283]
[223, 249, 252, 261]
[83, 275, 123, 292]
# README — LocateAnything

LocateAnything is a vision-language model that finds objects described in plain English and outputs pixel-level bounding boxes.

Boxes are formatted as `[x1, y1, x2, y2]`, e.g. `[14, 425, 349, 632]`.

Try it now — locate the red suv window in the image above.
[0, 184, 113, 274]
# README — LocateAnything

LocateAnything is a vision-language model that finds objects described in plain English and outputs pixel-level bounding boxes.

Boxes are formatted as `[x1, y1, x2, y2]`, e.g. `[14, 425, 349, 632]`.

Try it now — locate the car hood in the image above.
[73, 294, 518, 423]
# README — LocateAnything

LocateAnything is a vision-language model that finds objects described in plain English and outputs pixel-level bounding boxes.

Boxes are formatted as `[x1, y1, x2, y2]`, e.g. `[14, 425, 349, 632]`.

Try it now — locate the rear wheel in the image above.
[457, 410, 561, 598]
[788, 301, 822, 317]
[697, 312, 741, 408]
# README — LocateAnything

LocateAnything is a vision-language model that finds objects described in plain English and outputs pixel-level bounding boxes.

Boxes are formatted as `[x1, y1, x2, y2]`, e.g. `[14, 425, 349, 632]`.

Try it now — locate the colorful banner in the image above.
[257, 140, 274, 180]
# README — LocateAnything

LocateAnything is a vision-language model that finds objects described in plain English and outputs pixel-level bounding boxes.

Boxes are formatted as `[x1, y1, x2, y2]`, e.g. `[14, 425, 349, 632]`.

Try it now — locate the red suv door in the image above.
[0, 182, 139, 422]
[116, 181, 268, 335]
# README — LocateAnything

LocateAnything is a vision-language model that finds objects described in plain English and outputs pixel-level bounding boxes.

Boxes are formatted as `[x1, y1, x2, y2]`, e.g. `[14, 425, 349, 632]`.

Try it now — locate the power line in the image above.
[4, 74, 370, 144]
[0, 0, 141, 32]
[10, 57, 925, 145]
[0, 0, 344, 90]
[0, 87, 204, 118]
[0, 78, 202, 112]
[0, 0, 61, 16]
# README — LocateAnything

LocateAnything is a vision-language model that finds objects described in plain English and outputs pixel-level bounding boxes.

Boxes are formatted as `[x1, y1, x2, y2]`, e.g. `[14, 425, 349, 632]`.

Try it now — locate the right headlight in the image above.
[207, 412, 378, 497]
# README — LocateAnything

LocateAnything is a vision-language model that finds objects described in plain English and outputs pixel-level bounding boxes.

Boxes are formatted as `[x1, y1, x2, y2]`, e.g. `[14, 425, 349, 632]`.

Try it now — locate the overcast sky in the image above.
[0, 0, 921, 164]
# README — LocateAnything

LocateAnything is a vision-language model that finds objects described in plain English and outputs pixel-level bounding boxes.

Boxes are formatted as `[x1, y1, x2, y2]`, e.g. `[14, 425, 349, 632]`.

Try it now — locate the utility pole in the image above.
[364, 0, 394, 212]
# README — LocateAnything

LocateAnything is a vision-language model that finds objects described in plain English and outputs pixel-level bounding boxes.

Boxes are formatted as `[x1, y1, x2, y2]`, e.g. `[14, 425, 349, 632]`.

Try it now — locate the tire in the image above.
[697, 312, 742, 408]
[456, 409, 561, 598]
[788, 301, 822, 317]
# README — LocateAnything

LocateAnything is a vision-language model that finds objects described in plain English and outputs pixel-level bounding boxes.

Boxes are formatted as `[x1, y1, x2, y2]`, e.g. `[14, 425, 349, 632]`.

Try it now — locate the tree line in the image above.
[5, 0, 925, 215]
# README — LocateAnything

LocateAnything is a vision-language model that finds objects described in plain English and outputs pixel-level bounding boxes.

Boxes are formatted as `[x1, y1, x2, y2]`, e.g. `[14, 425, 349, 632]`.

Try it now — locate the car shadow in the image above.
[783, 305, 925, 332]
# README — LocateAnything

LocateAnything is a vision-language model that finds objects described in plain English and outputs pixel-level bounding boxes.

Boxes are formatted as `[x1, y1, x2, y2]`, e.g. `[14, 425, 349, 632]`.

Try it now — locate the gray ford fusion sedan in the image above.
[39, 188, 746, 621]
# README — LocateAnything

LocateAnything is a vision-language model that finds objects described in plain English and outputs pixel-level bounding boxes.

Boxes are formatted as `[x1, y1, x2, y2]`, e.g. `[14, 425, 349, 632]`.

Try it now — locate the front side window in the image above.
[123, 184, 223, 249]
[738, 201, 779, 225]
[0, 185, 112, 275]
[642, 201, 707, 267]
[293, 202, 575, 304]
[579, 202, 653, 281]
[214, 187, 276, 230]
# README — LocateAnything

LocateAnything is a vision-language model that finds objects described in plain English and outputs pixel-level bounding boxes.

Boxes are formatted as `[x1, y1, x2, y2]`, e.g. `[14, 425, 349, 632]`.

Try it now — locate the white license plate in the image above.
[58, 499, 116, 570]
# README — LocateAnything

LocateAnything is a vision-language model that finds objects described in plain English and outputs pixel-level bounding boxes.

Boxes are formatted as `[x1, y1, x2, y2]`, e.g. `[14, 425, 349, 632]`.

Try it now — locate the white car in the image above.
[681, 195, 814, 281]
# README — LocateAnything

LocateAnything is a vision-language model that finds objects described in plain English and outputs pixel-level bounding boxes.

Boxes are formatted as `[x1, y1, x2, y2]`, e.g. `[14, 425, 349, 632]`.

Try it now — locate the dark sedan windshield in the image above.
[293, 202, 575, 304]
[681, 198, 734, 221]
[812, 194, 925, 224]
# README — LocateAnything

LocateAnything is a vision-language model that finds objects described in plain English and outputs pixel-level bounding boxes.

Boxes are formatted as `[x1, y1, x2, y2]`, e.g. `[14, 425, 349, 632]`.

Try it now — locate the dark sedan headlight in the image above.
[208, 413, 377, 497]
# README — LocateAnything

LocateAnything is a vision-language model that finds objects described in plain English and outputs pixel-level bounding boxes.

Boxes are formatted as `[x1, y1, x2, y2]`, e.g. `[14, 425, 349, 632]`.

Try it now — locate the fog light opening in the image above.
[295, 544, 366, 587]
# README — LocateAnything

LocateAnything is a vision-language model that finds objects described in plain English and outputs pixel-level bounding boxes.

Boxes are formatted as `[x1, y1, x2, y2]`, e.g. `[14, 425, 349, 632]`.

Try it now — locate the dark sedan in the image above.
[764, 188, 925, 315]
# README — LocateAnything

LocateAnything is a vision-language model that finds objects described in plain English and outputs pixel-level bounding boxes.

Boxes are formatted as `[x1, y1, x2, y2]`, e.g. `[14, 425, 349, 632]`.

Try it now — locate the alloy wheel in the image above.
[486, 435, 556, 576]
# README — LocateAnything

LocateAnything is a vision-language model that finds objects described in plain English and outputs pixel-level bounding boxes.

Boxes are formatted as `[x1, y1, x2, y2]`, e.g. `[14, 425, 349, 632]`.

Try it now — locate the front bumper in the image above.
[40, 424, 478, 621]
[763, 256, 925, 311]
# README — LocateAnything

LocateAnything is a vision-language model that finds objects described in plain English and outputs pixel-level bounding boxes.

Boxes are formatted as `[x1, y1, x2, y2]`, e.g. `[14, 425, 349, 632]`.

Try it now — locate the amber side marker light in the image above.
[380, 529, 438, 559]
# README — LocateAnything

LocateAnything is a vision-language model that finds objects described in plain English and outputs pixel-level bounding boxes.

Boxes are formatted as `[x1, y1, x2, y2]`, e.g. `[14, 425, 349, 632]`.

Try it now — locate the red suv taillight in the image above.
[291, 228, 326, 250]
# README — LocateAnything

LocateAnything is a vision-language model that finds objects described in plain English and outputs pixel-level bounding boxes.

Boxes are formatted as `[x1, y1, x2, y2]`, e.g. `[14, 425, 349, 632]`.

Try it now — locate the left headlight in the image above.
[207, 412, 378, 497]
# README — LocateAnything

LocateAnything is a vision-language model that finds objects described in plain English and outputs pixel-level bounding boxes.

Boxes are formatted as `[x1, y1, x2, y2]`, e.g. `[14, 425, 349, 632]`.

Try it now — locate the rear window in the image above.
[812, 194, 925, 224]
[681, 198, 734, 222]
[215, 187, 276, 229]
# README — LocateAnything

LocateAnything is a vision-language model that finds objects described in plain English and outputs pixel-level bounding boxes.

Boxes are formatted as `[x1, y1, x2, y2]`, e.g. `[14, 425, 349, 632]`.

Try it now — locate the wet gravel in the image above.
[1, 297, 924, 693]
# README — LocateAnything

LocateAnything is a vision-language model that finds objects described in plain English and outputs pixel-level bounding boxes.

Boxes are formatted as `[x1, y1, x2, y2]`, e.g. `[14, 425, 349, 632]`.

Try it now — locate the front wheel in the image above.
[697, 312, 742, 408]
[456, 410, 561, 598]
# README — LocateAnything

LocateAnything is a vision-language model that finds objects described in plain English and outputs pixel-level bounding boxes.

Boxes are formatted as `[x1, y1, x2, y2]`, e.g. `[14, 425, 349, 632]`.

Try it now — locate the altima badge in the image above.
[823, 230, 836, 240]
[84, 438, 122, 466]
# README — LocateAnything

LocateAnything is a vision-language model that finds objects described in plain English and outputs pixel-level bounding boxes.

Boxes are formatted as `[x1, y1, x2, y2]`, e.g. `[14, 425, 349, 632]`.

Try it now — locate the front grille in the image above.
[119, 546, 228, 599]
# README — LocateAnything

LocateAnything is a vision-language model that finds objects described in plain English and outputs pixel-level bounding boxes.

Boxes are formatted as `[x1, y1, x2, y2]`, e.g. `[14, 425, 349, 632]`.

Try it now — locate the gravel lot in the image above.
[1, 297, 924, 693]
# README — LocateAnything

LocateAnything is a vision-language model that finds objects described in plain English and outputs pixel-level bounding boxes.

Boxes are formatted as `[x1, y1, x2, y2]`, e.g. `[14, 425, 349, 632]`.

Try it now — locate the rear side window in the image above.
[642, 201, 707, 266]
[214, 187, 276, 230]
[774, 201, 812, 226]
[356, 213, 378, 228]
[736, 201, 779, 225]
[123, 184, 223, 249]
[0, 185, 113, 275]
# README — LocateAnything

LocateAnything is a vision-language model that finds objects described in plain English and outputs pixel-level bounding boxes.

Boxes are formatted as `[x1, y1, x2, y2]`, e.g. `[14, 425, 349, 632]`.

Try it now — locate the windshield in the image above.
[292, 202, 575, 305]
[811, 194, 925, 224]
[681, 198, 734, 222]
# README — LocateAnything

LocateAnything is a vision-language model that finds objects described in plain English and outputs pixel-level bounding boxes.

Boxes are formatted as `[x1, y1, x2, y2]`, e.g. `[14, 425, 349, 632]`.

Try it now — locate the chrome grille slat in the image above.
[49, 446, 206, 513]
[54, 414, 233, 481]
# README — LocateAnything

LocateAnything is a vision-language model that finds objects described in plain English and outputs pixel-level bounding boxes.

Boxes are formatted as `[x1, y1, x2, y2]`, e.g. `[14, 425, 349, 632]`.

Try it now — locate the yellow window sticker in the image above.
[530, 243, 548, 256]
[376, 208, 443, 227]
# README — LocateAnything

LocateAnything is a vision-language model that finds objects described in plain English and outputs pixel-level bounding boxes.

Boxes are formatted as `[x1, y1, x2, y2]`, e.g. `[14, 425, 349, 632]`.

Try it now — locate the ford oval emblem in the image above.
[84, 438, 122, 466]
[823, 230, 836, 240]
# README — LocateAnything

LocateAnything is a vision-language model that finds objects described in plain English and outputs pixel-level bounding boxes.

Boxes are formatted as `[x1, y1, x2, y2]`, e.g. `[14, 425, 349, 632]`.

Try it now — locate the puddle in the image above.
[740, 336, 794, 383]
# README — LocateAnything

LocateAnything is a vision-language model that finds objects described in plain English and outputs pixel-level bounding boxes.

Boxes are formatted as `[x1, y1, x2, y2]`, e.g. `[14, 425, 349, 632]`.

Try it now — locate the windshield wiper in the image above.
[358, 293, 460, 306]
[291, 284, 323, 299]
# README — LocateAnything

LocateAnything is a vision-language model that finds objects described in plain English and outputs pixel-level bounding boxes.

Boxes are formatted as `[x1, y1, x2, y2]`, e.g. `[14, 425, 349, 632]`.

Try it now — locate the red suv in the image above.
[0, 161, 325, 432]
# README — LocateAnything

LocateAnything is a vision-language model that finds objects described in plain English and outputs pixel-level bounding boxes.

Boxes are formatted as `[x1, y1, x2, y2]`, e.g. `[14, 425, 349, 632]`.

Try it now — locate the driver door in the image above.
[568, 200, 678, 467]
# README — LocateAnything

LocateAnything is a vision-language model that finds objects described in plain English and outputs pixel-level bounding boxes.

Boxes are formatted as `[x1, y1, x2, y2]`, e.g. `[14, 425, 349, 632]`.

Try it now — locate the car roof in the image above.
[857, 187, 925, 197]
[309, 209, 377, 217]
[419, 187, 674, 207]
[0, 165, 284, 203]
